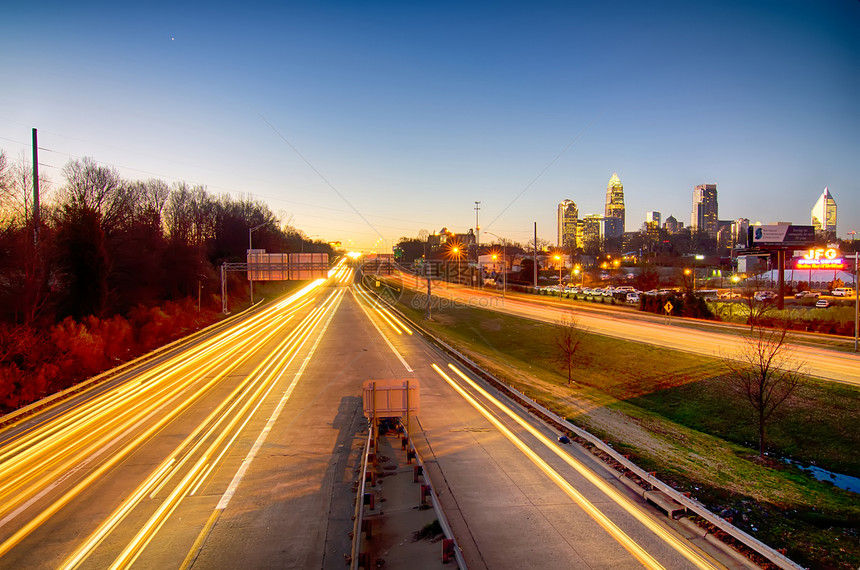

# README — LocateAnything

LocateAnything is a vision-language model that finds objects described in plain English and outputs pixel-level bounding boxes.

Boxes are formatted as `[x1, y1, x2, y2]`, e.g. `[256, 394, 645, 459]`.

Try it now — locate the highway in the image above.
[0, 260, 754, 569]
[393, 272, 860, 386]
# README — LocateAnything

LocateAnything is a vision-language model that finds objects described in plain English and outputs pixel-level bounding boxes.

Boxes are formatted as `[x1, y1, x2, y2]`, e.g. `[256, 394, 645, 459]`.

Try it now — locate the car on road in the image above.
[832, 287, 855, 297]
[754, 291, 778, 302]
[815, 299, 832, 308]
[794, 290, 820, 299]
[718, 291, 741, 299]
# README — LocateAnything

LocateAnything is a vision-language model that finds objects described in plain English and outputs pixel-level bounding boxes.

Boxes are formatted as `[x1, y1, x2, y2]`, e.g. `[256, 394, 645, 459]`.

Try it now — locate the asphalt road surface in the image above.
[394, 272, 860, 387]
[0, 263, 756, 569]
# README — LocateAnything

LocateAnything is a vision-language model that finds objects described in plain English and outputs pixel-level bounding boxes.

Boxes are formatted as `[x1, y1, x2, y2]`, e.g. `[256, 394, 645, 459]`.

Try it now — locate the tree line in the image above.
[0, 151, 331, 411]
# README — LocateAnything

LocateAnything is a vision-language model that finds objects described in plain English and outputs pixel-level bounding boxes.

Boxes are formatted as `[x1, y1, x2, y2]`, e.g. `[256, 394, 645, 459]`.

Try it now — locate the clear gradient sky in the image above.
[1, 0, 858, 250]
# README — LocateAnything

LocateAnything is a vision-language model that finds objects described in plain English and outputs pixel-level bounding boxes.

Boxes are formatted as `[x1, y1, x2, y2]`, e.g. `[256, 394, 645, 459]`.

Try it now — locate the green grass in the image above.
[374, 281, 860, 569]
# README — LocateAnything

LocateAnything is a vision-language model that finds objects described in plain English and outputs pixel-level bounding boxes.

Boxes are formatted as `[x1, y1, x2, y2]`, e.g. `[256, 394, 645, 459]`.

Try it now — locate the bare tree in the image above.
[738, 272, 777, 332]
[554, 311, 587, 385]
[724, 321, 806, 458]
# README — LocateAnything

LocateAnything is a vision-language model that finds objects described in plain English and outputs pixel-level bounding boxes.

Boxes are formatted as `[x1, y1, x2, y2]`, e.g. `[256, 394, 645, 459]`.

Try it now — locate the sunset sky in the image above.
[1, 0, 858, 250]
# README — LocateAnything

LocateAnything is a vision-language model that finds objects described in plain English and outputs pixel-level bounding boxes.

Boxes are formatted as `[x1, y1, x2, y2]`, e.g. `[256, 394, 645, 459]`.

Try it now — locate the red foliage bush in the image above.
[0, 299, 219, 414]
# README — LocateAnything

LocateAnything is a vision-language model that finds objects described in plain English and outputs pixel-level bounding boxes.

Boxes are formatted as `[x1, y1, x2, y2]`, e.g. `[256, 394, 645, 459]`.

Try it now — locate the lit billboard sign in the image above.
[750, 225, 815, 247]
[794, 248, 846, 270]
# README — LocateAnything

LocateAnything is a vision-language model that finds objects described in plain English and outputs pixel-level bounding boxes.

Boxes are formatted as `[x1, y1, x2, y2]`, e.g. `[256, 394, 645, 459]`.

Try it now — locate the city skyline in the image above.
[1, 1, 857, 250]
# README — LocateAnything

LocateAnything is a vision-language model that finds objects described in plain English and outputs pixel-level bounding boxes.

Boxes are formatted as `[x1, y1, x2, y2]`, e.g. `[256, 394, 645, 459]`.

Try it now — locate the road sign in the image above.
[664, 301, 673, 314]
[362, 380, 420, 418]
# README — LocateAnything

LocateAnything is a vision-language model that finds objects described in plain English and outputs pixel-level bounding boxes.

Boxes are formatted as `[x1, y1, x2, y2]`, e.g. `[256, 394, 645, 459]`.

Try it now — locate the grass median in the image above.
[374, 280, 860, 569]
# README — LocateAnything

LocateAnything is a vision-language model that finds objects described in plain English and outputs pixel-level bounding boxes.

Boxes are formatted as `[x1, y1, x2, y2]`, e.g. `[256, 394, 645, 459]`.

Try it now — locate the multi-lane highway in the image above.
[393, 272, 860, 386]
[0, 260, 766, 569]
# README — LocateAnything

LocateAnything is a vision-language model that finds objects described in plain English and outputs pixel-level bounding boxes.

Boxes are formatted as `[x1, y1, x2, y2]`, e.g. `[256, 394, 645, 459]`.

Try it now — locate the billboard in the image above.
[750, 225, 815, 248]
[794, 248, 847, 270]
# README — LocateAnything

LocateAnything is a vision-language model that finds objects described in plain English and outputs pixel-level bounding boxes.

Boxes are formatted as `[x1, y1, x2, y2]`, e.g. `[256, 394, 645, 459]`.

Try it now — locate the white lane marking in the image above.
[215, 289, 345, 510]
[350, 288, 413, 372]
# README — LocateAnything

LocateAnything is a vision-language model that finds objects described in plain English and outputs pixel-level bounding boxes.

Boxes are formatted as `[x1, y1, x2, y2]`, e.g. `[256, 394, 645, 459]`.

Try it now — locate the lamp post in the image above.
[249, 222, 267, 305]
[486, 232, 508, 299]
[452, 245, 461, 285]
[554, 254, 563, 296]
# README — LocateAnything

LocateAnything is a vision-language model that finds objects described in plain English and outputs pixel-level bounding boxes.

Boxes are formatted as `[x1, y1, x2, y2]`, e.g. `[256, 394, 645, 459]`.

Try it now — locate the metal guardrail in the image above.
[349, 425, 373, 570]
[401, 424, 467, 570]
[361, 281, 804, 570]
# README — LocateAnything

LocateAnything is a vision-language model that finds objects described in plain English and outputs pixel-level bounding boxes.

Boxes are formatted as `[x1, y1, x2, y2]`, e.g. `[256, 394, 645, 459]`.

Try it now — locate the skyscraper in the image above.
[811, 187, 837, 232]
[645, 211, 661, 227]
[557, 199, 578, 248]
[691, 184, 718, 238]
[605, 173, 625, 235]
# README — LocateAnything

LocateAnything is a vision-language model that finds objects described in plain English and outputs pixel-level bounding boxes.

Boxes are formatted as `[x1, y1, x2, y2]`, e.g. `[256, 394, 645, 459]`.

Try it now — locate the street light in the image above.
[553, 254, 563, 295]
[249, 222, 267, 305]
[448, 243, 463, 286]
[485, 232, 508, 298]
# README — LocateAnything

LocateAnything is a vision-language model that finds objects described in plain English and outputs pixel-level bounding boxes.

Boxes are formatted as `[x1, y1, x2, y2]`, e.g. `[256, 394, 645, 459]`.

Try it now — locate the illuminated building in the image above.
[557, 199, 579, 249]
[810, 187, 837, 233]
[664, 215, 683, 234]
[691, 184, 718, 237]
[580, 214, 603, 252]
[605, 173, 625, 235]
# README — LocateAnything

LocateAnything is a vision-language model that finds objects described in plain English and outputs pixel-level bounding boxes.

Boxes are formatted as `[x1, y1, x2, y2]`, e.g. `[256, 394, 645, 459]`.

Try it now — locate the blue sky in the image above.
[1, 0, 858, 250]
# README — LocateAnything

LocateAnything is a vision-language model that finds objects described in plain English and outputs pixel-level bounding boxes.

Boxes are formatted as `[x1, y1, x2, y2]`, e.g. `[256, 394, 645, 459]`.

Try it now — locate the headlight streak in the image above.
[352, 284, 412, 335]
[431, 364, 665, 570]
[0, 308, 297, 528]
[350, 287, 413, 373]
[441, 363, 718, 570]
[62, 289, 344, 570]
[0, 280, 328, 560]
[115, 289, 346, 569]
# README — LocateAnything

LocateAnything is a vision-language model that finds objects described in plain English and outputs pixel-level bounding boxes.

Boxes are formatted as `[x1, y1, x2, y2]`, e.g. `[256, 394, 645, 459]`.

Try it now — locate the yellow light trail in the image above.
[440, 363, 719, 570]
[0, 279, 328, 560]
[60, 290, 343, 569]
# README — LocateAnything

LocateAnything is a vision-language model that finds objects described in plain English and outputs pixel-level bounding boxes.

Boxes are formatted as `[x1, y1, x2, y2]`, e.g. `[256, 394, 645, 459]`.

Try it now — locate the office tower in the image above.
[732, 218, 750, 247]
[605, 173, 625, 234]
[811, 187, 837, 232]
[663, 215, 682, 234]
[557, 199, 579, 248]
[691, 184, 718, 238]
[581, 214, 603, 252]
[645, 211, 661, 227]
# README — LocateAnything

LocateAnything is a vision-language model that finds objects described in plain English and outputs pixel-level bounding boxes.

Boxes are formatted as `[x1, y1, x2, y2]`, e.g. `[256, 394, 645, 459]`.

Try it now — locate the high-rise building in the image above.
[605, 173, 625, 233]
[645, 211, 661, 227]
[664, 215, 683, 234]
[732, 218, 750, 248]
[581, 214, 603, 252]
[557, 199, 579, 249]
[691, 184, 718, 238]
[811, 187, 837, 232]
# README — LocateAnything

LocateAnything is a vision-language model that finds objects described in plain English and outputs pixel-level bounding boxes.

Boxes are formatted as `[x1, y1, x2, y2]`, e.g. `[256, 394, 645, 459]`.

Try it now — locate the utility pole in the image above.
[533, 222, 538, 288]
[32, 128, 39, 246]
[474, 201, 481, 246]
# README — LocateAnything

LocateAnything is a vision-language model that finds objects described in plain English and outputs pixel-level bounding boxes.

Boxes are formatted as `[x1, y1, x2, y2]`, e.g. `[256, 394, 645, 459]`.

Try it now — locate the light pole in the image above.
[249, 222, 267, 305]
[554, 254, 563, 296]
[486, 232, 508, 298]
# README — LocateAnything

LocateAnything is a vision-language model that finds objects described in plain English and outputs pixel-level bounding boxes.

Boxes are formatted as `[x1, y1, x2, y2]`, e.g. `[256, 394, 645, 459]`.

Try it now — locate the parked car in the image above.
[719, 291, 741, 299]
[832, 287, 855, 297]
[625, 292, 640, 304]
[794, 290, 820, 299]
[754, 291, 778, 302]
[815, 299, 832, 308]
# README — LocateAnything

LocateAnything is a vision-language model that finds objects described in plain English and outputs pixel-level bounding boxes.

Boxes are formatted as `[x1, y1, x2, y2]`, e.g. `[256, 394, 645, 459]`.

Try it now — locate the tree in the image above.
[738, 273, 777, 331]
[554, 311, 587, 385]
[723, 322, 806, 458]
